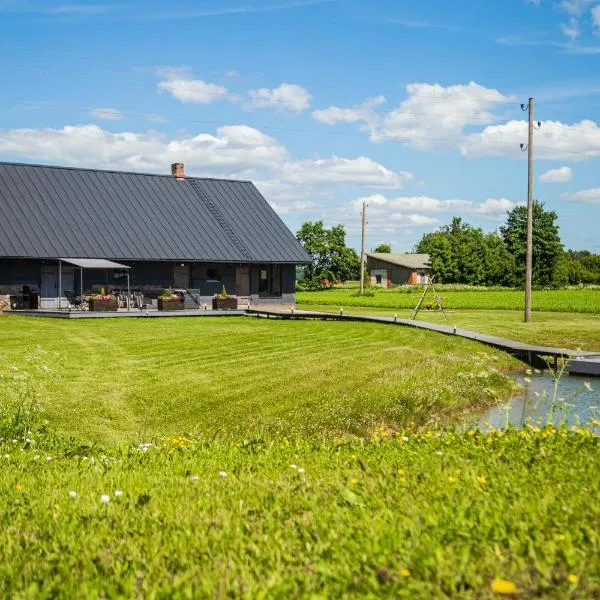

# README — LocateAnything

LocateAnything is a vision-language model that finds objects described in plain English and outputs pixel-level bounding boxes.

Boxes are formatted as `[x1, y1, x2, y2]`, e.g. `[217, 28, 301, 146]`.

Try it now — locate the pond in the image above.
[472, 371, 599, 431]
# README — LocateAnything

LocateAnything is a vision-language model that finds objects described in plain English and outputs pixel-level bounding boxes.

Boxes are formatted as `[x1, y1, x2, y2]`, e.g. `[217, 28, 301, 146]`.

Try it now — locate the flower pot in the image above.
[212, 297, 238, 310]
[158, 298, 184, 311]
[89, 299, 118, 312]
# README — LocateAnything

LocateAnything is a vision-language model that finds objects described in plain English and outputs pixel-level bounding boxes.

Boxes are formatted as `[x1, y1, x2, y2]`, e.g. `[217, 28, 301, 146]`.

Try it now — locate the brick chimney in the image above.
[171, 162, 185, 180]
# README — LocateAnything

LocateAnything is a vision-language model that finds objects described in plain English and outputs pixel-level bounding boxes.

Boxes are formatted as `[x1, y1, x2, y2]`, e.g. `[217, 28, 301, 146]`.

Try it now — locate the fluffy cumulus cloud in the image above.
[0, 124, 287, 173]
[156, 66, 228, 104]
[244, 83, 311, 113]
[313, 82, 514, 149]
[373, 82, 513, 147]
[278, 156, 412, 188]
[539, 166, 573, 182]
[312, 95, 386, 126]
[461, 119, 600, 160]
[88, 107, 123, 121]
[561, 188, 600, 204]
[352, 194, 518, 220]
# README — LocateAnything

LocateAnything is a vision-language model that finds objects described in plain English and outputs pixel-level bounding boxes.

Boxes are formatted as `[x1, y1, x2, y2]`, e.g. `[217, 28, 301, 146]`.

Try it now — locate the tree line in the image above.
[296, 203, 600, 289]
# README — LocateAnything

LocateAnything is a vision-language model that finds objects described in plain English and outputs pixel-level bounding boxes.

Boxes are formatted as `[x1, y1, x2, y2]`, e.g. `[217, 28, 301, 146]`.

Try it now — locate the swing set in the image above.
[410, 274, 448, 321]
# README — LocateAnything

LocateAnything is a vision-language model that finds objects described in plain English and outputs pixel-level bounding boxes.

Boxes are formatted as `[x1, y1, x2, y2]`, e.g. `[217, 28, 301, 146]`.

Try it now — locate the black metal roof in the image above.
[0, 161, 311, 264]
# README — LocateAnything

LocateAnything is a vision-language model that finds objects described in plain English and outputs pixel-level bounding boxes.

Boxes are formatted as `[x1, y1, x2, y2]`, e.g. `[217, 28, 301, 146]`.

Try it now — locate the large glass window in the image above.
[258, 264, 281, 298]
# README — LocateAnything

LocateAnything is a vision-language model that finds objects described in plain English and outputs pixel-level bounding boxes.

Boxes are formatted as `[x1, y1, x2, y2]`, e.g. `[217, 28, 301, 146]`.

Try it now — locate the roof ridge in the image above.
[0, 160, 252, 183]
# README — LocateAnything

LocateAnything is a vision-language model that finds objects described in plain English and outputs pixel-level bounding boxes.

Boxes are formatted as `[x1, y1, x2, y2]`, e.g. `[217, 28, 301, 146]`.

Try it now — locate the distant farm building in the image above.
[367, 253, 433, 287]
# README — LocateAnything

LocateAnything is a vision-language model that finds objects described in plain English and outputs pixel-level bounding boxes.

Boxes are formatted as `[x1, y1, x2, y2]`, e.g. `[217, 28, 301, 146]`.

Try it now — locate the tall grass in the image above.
[0, 428, 598, 597]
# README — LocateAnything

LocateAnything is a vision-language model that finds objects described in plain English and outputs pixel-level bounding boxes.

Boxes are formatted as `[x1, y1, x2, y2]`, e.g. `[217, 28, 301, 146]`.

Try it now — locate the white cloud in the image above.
[352, 194, 518, 219]
[461, 119, 600, 160]
[278, 156, 412, 188]
[593, 4, 600, 29]
[312, 96, 386, 126]
[372, 82, 513, 148]
[313, 82, 514, 149]
[561, 187, 600, 203]
[0, 124, 287, 173]
[156, 66, 228, 104]
[390, 213, 440, 226]
[244, 83, 311, 113]
[539, 166, 573, 182]
[561, 16, 581, 39]
[88, 107, 123, 121]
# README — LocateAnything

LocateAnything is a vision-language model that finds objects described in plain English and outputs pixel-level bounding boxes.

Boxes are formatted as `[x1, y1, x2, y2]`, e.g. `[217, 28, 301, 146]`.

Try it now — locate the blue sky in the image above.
[1, 0, 600, 252]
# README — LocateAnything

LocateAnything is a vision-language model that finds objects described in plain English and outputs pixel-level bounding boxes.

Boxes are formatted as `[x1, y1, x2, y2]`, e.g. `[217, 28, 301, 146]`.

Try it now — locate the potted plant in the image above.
[158, 288, 185, 311]
[88, 288, 118, 312]
[212, 286, 237, 310]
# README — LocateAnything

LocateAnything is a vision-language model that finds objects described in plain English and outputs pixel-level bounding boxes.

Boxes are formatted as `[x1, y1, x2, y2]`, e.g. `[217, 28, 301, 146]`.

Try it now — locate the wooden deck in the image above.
[248, 308, 600, 375]
[9, 309, 247, 319]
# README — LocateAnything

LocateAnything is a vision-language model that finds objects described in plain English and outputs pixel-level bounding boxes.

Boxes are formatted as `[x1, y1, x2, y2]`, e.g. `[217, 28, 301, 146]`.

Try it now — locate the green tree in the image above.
[374, 243, 392, 253]
[296, 221, 360, 287]
[500, 202, 565, 287]
[417, 217, 490, 284]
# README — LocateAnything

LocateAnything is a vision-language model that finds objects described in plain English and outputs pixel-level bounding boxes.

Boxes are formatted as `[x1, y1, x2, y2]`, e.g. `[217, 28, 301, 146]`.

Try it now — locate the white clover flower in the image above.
[298, 468, 305, 474]
[524, 377, 532, 383]
[68, 491, 77, 498]
[190, 475, 199, 481]
[33, 455, 40, 460]
[218, 471, 227, 478]
[584, 381, 593, 391]
[100, 495, 110, 504]
[12, 439, 17, 444]
[90, 458, 96, 465]
[290, 464, 298, 470]
[45, 456, 52, 462]
[114, 490, 123, 497]
[436, 451, 444, 456]
[402, 436, 409, 442]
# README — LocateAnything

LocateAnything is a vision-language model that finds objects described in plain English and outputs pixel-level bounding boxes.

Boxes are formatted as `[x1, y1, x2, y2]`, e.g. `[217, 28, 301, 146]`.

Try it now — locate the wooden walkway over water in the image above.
[248, 308, 600, 375]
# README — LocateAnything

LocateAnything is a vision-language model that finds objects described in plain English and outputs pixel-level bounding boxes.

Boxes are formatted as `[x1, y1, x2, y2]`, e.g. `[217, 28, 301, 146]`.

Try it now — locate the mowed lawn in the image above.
[1, 315, 599, 597]
[297, 288, 600, 314]
[296, 306, 600, 351]
[0, 315, 518, 444]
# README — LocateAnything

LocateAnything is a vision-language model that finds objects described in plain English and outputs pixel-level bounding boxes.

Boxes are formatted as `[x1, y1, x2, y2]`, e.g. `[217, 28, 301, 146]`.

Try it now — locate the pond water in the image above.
[471, 371, 600, 430]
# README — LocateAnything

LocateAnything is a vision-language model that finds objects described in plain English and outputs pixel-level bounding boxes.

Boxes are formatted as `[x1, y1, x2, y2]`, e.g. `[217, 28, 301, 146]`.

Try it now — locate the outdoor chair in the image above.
[63, 290, 85, 310]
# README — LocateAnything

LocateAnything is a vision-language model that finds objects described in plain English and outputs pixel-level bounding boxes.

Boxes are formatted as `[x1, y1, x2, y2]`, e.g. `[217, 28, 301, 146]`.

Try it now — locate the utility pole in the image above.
[524, 97, 534, 323]
[359, 201, 367, 294]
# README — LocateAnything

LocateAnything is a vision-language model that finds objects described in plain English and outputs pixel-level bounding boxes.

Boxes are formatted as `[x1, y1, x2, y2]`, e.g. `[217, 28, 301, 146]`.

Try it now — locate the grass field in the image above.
[0, 315, 518, 444]
[296, 306, 600, 351]
[1, 314, 598, 598]
[297, 288, 600, 314]
[1, 430, 598, 598]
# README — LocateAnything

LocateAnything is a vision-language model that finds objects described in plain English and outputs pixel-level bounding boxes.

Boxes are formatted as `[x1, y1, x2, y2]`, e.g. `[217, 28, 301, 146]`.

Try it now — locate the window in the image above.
[206, 268, 219, 280]
[376, 274, 382, 285]
[258, 264, 281, 297]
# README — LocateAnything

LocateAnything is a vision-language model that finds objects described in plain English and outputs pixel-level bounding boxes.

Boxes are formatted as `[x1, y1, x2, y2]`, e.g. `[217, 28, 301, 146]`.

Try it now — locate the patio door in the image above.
[173, 264, 190, 289]
[236, 266, 250, 296]
[40, 266, 58, 309]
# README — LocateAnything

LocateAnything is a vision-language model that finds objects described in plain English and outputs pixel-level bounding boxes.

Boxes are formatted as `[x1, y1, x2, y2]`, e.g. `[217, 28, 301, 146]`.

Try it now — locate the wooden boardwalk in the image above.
[248, 308, 599, 373]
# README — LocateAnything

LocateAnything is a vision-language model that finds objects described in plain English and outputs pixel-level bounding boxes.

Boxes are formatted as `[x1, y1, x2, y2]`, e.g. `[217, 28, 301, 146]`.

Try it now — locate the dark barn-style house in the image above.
[0, 161, 310, 311]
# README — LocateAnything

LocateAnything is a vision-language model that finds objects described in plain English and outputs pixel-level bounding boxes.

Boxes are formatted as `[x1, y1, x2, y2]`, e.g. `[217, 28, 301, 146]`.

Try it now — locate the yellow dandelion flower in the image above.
[401, 568, 410, 577]
[16, 484, 25, 493]
[448, 476, 457, 483]
[397, 469, 405, 476]
[490, 579, 517, 594]
[476, 476, 487, 486]
[467, 430, 476, 437]
[554, 533, 566, 541]
[567, 574, 579, 585]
